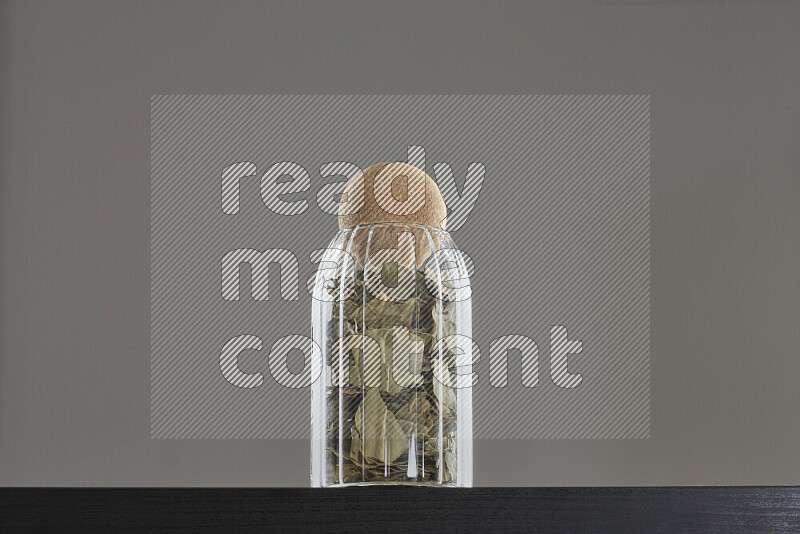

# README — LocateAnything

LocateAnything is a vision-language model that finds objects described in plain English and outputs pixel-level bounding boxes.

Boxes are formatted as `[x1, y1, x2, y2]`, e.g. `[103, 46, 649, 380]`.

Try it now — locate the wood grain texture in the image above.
[1, 487, 799, 532]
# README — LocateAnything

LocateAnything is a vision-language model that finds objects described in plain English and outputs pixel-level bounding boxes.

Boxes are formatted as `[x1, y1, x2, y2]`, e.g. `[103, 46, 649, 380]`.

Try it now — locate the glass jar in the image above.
[311, 222, 472, 487]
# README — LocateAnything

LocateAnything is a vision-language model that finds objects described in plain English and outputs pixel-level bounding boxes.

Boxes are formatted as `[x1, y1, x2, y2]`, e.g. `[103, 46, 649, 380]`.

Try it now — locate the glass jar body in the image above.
[311, 223, 472, 487]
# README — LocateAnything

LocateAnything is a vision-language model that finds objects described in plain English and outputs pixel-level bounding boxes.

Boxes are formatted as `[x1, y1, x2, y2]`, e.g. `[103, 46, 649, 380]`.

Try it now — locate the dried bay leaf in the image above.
[394, 395, 432, 425]
[432, 357, 457, 412]
[350, 428, 361, 463]
[444, 449, 457, 483]
[354, 389, 409, 463]
[432, 300, 457, 337]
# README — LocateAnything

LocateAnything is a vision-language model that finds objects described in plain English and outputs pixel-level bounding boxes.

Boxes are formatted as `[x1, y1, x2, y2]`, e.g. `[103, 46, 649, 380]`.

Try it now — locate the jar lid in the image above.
[337, 162, 447, 230]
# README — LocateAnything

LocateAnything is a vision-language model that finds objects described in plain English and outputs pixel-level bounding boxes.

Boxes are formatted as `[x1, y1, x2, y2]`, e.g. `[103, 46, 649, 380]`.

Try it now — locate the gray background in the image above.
[1, 0, 797, 486]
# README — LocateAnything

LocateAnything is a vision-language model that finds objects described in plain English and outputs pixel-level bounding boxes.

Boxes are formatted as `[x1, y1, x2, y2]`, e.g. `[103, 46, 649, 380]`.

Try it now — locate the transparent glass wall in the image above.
[311, 223, 472, 487]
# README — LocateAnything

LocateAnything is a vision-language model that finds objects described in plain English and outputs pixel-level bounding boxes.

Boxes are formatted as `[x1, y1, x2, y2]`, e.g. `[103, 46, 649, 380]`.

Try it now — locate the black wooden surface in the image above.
[2, 487, 799, 532]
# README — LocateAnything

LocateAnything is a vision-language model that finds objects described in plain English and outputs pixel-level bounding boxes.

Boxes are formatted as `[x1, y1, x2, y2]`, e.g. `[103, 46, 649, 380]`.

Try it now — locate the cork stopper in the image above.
[337, 162, 447, 230]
